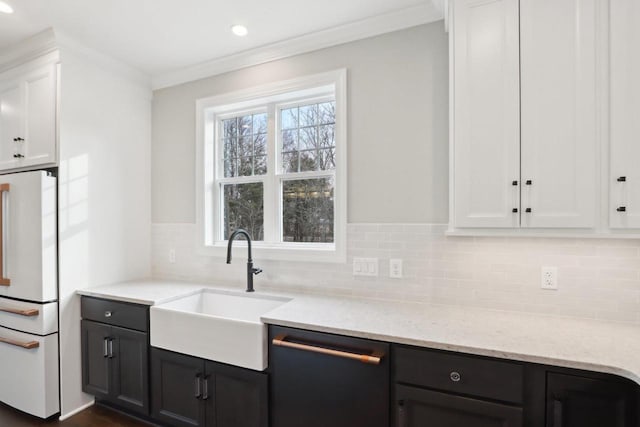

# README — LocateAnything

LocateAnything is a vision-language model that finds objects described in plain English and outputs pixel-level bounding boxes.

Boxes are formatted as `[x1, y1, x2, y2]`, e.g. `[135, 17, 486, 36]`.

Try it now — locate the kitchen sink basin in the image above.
[150, 289, 290, 371]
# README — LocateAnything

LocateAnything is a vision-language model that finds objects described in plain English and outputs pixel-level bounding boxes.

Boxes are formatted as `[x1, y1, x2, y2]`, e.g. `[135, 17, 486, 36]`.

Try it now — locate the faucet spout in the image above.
[226, 229, 260, 292]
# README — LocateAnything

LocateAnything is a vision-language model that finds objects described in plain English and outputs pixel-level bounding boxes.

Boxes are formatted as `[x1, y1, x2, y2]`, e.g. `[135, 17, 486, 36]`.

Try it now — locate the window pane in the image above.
[282, 178, 334, 243]
[282, 151, 299, 173]
[299, 127, 317, 151]
[254, 155, 267, 175]
[223, 183, 264, 241]
[299, 149, 318, 172]
[318, 102, 335, 124]
[299, 104, 317, 127]
[254, 133, 267, 157]
[239, 156, 253, 176]
[318, 125, 335, 149]
[318, 148, 335, 170]
[224, 158, 237, 178]
[253, 113, 267, 134]
[238, 136, 253, 157]
[282, 130, 298, 152]
[239, 115, 252, 136]
[281, 107, 298, 130]
[223, 118, 238, 139]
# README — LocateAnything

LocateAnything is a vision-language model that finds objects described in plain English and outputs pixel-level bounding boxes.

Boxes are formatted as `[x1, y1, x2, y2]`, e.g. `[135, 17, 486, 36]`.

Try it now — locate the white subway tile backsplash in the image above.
[152, 223, 640, 324]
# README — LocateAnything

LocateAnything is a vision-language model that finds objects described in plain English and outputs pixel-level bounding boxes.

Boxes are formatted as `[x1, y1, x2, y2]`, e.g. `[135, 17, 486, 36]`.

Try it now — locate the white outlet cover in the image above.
[541, 266, 558, 290]
[390, 259, 403, 278]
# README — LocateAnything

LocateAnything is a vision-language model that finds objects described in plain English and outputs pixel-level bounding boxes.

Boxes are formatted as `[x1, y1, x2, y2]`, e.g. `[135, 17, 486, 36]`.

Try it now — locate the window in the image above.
[196, 70, 347, 262]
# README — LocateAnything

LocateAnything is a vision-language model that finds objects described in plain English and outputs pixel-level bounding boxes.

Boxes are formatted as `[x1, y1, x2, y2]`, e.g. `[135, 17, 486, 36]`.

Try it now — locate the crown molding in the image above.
[152, 3, 444, 90]
[0, 28, 58, 73]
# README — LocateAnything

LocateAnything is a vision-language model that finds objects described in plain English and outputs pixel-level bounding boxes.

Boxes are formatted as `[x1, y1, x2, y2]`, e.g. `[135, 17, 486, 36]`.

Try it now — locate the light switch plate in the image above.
[353, 257, 379, 276]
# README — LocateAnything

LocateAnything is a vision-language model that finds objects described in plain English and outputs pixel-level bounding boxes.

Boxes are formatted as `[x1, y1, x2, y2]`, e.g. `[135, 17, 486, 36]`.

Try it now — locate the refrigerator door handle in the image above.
[0, 183, 9, 286]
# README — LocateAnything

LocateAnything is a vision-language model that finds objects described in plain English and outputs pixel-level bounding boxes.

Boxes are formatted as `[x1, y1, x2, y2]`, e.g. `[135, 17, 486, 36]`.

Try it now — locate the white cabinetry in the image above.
[0, 60, 57, 172]
[452, 0, 520, 228]
[610, 0, 640, 229]
[450, 0, 600, 231]
[520, 0, 598, 228]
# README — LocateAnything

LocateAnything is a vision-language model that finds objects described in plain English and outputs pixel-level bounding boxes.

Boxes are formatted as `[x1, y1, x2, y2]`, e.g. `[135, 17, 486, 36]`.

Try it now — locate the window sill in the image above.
[197, 241, 346, 263]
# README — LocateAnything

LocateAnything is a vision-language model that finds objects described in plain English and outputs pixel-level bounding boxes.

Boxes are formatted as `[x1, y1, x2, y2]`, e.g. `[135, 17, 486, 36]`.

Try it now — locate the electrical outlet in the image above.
[169, 249, 176, 264]
[541, 266, 558, 290]
[389, 259, 403, 278]
[353, 258, 379, 277]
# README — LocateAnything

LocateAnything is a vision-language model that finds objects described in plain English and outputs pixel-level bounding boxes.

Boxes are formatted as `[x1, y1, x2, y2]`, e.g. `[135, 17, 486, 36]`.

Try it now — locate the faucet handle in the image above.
[252, 267, 263, 275]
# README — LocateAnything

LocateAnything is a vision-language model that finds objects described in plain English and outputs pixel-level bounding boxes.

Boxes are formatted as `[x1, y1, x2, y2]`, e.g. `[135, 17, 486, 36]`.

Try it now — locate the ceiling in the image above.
[0, 0, 441, 80]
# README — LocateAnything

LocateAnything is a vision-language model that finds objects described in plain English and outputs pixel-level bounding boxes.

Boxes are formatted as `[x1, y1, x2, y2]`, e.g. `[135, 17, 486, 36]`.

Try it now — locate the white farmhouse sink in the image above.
[150, 289, 290, 371]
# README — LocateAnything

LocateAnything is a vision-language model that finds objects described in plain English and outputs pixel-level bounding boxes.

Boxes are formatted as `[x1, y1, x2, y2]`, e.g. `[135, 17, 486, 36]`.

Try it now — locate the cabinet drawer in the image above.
[81, 297, 148, 332]
[394, 345, 523, 404]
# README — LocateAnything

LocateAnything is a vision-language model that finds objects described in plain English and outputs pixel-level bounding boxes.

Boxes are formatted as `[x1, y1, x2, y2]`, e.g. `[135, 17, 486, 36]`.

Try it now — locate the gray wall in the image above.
[152, 22, 449, 224]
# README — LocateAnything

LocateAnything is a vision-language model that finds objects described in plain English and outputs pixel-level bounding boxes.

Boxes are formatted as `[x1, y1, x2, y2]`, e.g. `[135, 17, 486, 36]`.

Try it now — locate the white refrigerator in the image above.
[0, 170, 59, 418]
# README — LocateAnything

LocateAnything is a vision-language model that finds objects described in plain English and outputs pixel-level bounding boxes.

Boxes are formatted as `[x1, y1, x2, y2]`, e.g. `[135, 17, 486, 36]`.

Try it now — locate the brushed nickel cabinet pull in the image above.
[0, 335, 39, 350]
[272, 334, 383, 365]
[0, 183, 9, 286]
[0, 307, 39, 317]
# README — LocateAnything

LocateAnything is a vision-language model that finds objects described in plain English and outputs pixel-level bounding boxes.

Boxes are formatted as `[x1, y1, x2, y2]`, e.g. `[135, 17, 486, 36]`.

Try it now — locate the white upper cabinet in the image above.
[0, 60, 57, 172]
[610, 0, 640, 229]
[520, 0, 598, 228]
[452, 0, 520, 228]
[450, 0, 602, 231]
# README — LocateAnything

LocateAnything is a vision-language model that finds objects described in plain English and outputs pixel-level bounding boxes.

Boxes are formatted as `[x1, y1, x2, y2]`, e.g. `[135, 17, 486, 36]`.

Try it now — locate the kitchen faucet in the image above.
[226, 229, 262, 292]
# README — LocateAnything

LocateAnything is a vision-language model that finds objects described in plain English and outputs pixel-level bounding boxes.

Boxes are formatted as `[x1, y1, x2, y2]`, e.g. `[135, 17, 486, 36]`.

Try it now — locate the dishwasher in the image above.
[269, 325, 390, 427]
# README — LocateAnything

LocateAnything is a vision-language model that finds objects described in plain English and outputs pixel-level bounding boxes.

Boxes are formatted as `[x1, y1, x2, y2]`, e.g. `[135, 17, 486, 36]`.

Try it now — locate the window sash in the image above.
[213, 99, 336, 245]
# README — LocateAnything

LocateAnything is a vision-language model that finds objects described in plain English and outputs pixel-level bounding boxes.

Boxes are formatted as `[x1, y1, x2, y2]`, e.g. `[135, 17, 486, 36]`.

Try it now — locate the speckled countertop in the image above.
[77, 279, 640, 385]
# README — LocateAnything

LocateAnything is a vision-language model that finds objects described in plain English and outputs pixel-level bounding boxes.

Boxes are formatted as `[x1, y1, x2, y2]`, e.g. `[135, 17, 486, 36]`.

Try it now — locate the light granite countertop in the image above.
[77, 279, 640, 385]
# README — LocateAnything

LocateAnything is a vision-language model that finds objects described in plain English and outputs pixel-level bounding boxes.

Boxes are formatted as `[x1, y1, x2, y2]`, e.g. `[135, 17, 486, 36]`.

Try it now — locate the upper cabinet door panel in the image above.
[610, 0, 640, 229]
[520, 0, 598, 228]
[0, 79, 22, 169]
[452, 0, 521, 228]
[21, 63, 57, 168]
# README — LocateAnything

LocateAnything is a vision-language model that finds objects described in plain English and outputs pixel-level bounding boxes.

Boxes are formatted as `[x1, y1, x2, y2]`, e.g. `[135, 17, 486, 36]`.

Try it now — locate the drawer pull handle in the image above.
[450, 371, 461, 382]
[0, 335, 39, 350]
[202, 376, 209, 400]
[194, 375, 202, 398]
[103, 338, 109, 358]
[272, 334, 383, 365]
[0, 183, 10, 287]
[0, 307, 39, 317]
[104, 311, 112, 318]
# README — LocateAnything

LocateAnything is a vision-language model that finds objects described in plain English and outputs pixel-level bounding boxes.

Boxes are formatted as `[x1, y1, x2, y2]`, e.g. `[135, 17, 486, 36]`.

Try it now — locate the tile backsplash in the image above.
[152, 223, 640, 323]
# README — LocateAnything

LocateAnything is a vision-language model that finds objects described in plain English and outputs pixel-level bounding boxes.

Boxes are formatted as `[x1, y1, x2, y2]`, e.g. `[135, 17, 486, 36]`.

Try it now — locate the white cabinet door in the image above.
[452, 0, 521, 228]
[0, 78, 22, 170]
[610, 0, 640, 229]
[0, 62, 57, 172]
[520, 0, 598, 228]
[18, 63, 57, 169]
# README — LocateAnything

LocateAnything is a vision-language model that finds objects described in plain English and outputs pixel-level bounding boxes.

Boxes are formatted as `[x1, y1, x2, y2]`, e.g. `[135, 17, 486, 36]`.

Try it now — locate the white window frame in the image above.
[195, 69, 347, 262]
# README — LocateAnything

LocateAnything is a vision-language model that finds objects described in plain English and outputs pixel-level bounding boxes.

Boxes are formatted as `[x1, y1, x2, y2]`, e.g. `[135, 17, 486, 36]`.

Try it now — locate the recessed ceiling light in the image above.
[231, 25, 248, 37]
[0, 1, 14, 14]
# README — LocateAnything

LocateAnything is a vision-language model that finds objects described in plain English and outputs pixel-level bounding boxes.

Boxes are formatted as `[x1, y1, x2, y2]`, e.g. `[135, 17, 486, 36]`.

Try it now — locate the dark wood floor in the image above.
[0, 402, 152, 427]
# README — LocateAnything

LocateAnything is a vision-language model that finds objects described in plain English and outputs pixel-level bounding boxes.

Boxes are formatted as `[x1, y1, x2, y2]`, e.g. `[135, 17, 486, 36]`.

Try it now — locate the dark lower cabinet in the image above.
[546, 372, 638, 427]
[151, 347, 268, 427]
[81, 319, 149, 415]
[396, 384, 523, 427]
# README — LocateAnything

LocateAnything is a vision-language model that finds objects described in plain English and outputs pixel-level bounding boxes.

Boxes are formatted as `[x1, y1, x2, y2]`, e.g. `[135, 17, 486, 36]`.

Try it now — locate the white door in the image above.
[0, 77, 21, 170]
[520, 0, 598, 228]
[610, 0, 640, 229]
[19, 63, 57, 169]
[0, 171, 57, 302]
[452, 0, 521, 228]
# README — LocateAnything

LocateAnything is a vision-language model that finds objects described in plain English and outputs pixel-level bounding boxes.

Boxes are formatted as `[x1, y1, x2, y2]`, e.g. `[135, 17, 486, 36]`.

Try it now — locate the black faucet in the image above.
[226, 229, 262, 292]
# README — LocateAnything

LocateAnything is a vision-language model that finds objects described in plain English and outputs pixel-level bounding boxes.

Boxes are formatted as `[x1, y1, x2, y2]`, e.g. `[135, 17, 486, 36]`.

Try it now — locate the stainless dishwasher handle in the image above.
[272, 334, 383, 365]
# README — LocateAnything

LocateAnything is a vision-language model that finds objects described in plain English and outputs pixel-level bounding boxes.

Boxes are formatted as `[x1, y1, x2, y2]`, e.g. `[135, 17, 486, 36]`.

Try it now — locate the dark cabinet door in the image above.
[395, 384, 523, 427]
[270, 325, 389, 427]
[204, 361, 268, 427]
[547, 372, 638, 427]
[110, 326, 149, 415]
[151, 347, 205, 427]
[81, 320, 111, 399]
